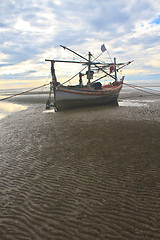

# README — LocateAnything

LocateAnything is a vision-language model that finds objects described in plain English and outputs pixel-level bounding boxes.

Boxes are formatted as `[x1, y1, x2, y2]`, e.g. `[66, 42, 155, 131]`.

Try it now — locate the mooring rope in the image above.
[123, 82, 160, 96]
[0, 83, 50, 102]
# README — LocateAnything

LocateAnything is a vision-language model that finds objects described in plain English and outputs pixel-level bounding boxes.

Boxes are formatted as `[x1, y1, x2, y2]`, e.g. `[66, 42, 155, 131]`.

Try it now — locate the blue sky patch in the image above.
[151, 15, 160, 25]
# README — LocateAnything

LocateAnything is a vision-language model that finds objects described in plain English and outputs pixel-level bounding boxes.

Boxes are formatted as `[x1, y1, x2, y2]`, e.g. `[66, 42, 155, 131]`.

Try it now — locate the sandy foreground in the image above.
[0, 90, 160, 240]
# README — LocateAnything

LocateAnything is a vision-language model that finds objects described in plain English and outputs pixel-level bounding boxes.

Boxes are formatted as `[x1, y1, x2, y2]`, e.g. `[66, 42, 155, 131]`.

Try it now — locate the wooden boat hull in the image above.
[55, 82, 123, 109]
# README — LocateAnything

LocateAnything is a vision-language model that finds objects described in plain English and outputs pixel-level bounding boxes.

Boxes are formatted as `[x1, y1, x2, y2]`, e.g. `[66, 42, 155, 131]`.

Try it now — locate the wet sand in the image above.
[0, 90, 160, 239]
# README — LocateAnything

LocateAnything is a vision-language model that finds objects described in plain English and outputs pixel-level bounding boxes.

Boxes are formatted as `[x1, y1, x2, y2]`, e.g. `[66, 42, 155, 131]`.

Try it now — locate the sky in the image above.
[0, 0, 160, 89]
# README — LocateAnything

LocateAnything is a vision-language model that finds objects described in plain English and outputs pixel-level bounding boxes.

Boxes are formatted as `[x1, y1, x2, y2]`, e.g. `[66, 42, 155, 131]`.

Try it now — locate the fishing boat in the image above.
[45, 45, 133, 110]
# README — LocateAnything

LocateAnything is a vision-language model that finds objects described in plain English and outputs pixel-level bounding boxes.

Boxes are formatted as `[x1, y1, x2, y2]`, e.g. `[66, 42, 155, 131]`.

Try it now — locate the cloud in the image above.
[0, 0, 160, 88]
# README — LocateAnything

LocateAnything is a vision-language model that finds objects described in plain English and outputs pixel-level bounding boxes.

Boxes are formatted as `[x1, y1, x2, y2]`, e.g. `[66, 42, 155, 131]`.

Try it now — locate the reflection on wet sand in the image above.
[0, 102, 27, 120]
[119, 99, 148, 107]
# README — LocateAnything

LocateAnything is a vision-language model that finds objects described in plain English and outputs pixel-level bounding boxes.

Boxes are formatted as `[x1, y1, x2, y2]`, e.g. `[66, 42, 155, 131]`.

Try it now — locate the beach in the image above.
[0, 87, 160, 240]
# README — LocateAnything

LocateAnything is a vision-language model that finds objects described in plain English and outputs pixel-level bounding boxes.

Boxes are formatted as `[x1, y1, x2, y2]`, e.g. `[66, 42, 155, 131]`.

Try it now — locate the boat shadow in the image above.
[56, 101, 119, 113]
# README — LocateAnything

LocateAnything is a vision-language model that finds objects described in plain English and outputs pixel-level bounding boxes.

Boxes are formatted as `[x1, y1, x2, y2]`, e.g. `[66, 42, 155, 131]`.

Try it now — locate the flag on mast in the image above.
[101, 44, 106, 52]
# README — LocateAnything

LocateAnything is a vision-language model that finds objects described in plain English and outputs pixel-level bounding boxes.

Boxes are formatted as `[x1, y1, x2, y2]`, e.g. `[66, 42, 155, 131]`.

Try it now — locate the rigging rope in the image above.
[59, 48, 107, 86]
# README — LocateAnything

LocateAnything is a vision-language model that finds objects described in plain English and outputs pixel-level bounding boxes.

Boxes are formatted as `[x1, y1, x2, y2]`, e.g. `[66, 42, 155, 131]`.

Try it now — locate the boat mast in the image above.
[114, 57, 117, 81]
[87, 52, 92, 84]
[45, 59, 58, 110]
[50, 60, 57, 84]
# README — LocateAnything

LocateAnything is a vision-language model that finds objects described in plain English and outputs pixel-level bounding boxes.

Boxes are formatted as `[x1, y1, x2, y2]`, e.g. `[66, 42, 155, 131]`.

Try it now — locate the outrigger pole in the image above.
[60, 45, 116, 81]
[46, 47, 107, 87]
[46, 45, 125, 90]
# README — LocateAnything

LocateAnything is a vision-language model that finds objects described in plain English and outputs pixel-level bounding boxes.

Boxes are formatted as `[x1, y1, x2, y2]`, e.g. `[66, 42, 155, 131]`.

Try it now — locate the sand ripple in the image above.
[0, 100, 160, 239]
